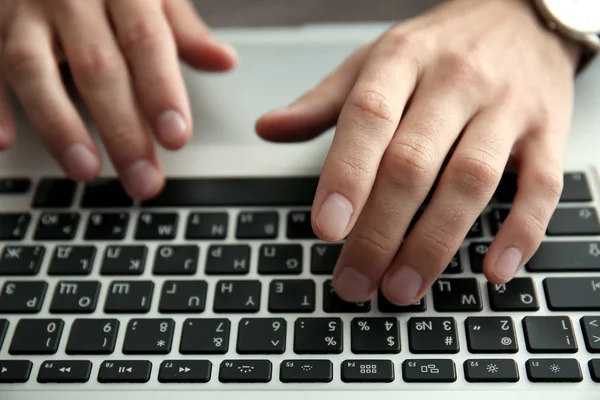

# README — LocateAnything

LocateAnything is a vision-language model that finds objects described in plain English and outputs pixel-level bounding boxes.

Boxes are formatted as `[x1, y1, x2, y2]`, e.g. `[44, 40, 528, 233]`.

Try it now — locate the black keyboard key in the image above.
[186, 212, 228, 239]
[37, 360, 92, 383]
[236, 211, 278, 239]
[465, 317, 518, 353]
[153, 245, 198, 275]
[402, 359, 456, 382]
[81, 179, 133, 208]
[258, 244, 303, 274]
[268, 279, 315, 313]
[213, 280, 260, 313]
[0, 360, 32, 383]
[0, 245, 45, 275]
[590, 359, 600, 382]
[100, 245, 147, 275]
[158, 280, 207, 313]
[48, 246, 96, 275]
[0, 281, 47, 313]
[9, 319, 64, 355]
[237, 318, 286, 354]
[219, 360, 272, 383]
[280, 359, 333, 383]
[135, 212, 178, 240]
[287, 211, 316, 238]
[351, 318, 400, 354]
[49, 281, 101, 313]
[526, 358, 582, 382]
[528, 241, 600, 272]
[443, 253, 463, 274]
[488, 208, 509, 235]
[544, 277, 600, 310]
[378, 291, 426, 313]
[487, 278, 539, 311]
[467, 217, 483, 238]
[408, 317, 459, 353]
[65, 319, 119, 355]
[0, 319, 7, 349]
[205, 245, 250, 274]
[32, 178, 76, 208]
[123, 318, 175, 354]
[0, 213, 30, 240]
[143, 178, 318, 207]
[523, 316, 577, 353]
[432, 278, 482, 312]
[323, 280, 371, 313]
[0, 178, 30, 194]
[547, 207, 600, 235]
[581, 316, 600, 353]
[98, 360, 152, 383]
[84, 212, 129, 240]
[34, 212, 79, 240]
[341, 359, 394, 382]
[158, 360, 212, 383]
[464, 359, 519, 382]
[468, 242, 490, 273]
[294, 318, 343, 354]
[104, 281, 153, 313]
[311, 243, 341, 274]
[562, 172, 592, 201]
[180, 318, 230, 354]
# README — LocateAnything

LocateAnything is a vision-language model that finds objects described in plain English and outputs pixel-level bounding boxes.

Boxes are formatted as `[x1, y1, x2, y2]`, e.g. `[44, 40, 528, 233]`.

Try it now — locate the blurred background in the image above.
[192, 0, 443, 27]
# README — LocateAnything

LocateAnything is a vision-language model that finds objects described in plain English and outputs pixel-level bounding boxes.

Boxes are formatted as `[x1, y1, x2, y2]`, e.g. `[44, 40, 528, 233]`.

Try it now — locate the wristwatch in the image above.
[531, 0, 600, 73]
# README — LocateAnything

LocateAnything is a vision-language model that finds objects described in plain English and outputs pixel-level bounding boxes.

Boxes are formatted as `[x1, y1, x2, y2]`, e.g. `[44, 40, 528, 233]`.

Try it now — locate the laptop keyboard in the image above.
[0, 172, 599, 388]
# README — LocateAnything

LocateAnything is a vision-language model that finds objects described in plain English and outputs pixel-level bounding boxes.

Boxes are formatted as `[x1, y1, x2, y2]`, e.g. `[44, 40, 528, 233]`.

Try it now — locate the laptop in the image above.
[0, 21, 599, 400]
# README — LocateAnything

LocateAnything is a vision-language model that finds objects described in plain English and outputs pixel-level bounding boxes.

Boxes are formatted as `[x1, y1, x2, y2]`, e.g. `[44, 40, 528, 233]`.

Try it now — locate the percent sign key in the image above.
[294, 318, 343, 354]
[351, 318, 401, 354]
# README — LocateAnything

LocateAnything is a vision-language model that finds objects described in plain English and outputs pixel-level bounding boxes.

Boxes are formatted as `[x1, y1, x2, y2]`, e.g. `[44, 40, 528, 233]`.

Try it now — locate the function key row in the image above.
[1, 316, 598, 356]
[1, 173, 592, 207]
[0, 358, 598, 384]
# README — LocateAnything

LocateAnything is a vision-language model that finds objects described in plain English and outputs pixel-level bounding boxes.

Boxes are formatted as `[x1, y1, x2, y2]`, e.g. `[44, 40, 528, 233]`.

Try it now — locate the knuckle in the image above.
[70, 44, 121, 86]
[3, 42, 42, 79]
[439, 51, 493, 91]
[531, 169, 564, 201]
[380, 138, 435, 188]
[419, 223, 455, 262]
[448, 151, 501, 197]
[118, 19, 165, 52]
[347, 88, 396, 127]
[354, 224, 398, 256]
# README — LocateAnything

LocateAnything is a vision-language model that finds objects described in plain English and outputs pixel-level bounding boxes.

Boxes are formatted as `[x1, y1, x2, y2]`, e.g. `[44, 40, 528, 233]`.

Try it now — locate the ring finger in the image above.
[2, 15, 101, 180]
[51, 1, 163, 199]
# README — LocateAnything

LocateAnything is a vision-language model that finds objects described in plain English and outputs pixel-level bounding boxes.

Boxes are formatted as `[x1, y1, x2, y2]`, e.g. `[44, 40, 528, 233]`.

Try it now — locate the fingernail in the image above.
[385, 266, 423, 305]
[62, 144, 99, 180]
[122, 160, 163, 199]
[316, 193, 353, 239]
[335, 268, 372, 301]
[156, 110, 187, 144]
[494, 247, 522, 281]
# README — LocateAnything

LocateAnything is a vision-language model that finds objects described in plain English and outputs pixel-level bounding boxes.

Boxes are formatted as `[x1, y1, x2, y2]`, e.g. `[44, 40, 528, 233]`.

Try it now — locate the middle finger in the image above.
[51, 0, 163, 199]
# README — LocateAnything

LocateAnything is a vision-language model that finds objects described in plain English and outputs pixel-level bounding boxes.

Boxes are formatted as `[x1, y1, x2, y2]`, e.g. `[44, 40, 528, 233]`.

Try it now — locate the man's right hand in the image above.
[0, 0, 237, 199]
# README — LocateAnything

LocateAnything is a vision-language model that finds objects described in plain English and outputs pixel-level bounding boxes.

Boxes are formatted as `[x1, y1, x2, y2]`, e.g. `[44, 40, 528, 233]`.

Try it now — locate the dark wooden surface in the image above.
[192, 0, 443, 27]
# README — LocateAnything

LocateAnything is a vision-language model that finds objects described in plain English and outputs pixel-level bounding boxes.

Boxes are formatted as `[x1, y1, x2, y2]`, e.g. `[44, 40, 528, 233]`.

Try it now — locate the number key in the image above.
[237, 318, 286, 354]
[351, 318, 400, 354]
[465, 317, 518, 353]
[294, 318, 343, 354]
[523, 316, 577, 353]
[122, 318, 175, 354]
[0, 213, 30, 241]
[66, 319, 119, 354]
[180, 318, 230, 354]
[408, 317, 459, 353]
[9, 319, 64, 355]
